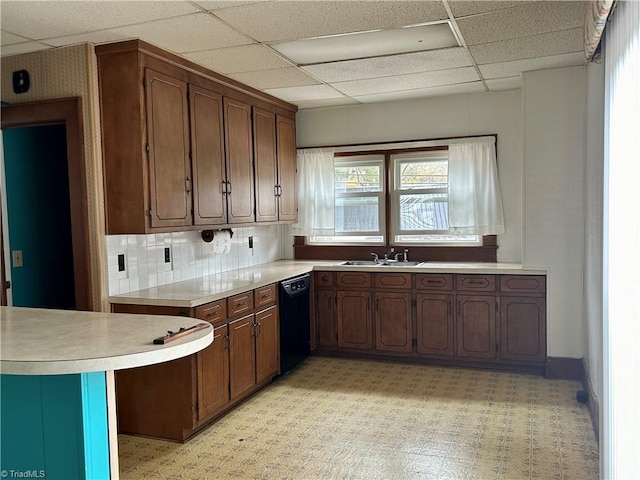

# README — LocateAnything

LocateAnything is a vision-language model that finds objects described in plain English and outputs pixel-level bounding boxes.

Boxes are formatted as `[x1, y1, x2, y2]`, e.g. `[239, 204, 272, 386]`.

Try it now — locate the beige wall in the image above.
[1, 44, 107, 312]
[522, 65, 587, 358]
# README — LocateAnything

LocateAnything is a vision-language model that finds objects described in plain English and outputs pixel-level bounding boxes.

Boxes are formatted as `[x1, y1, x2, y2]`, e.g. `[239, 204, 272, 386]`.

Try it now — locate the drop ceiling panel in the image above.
[469, 27, 583, 65]
[457, 1, 586, 46]
[448, 1, 538, 18]
[44, 30, 141, 48]
[0, 41, 53, 56]
[102, 13, 253, 53]
[485, 77, 521, 90]
[184, 44, 293, 74]
[264, 84, 346, 102]
[294, 97, 362, 110]
[302, 47, 473, 83]
[479, 52, 585, 79]
[192, 1, 260, 10]
[229, 67, 321, 90]
[213, 1, 448, 42]
[353, 81, 485, 103]
[0, 1, 200, 40]
[333, 67, 479, 96]
[1, 31, 30, 45]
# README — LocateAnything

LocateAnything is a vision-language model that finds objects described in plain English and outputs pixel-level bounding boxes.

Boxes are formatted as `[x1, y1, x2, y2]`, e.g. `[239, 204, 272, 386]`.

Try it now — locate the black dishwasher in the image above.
[279, 274, 311, 375]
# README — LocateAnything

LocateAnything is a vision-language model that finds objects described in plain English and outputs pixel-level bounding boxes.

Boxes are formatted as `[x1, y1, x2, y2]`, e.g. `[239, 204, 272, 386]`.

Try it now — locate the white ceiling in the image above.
[0, 0, 588, 110]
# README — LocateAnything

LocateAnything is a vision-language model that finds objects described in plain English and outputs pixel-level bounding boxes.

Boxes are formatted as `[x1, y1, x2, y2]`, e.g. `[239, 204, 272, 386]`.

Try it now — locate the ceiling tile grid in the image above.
[0, 1, 590, 109]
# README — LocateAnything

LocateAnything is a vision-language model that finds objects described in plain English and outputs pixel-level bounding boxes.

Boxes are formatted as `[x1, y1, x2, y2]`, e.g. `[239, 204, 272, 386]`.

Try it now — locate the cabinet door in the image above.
[255, 305, 279, 383]
[145, 69, 192, 228]
[375, 292, 412, 353]
[416, 294, 454, 356]
[224, 98, 255, 224]
[276, 115, 297, 222]
[500, 297, 546, 362]
[196, 324, 229, 421]
[254, 108, 278, 222]
[228, 314, 256, 400]
[456, 295, 497, 359]
[336, 290, 373, 350]
[316, 288, 336, 348]
[190, 85, 227, 226]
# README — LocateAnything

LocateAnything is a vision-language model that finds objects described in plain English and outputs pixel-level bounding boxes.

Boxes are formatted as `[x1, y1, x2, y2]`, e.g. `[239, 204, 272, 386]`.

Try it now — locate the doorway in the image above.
[1, 98, 92, 310]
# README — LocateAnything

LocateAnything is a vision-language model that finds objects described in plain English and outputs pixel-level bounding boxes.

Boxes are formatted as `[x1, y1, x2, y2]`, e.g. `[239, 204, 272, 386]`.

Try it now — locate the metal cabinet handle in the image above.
[221, 181, 227, 194]
[185, 177, 192, 193]
[227, 181, 232, 194]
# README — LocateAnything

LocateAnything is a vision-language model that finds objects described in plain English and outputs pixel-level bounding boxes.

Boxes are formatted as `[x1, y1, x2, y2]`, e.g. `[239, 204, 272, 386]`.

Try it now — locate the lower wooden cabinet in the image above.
[316, 288, 336, 348]
[336, 290, 372, 349]
[197, 324, 229, 420]
[229, 313, 257, 400]
[111, 284, 279, 442]
[314, 272, 546, 371]
[500, 297, 546, 362]
[375, 292, 412, 353]
[456, 295, 497, 359]
[416, 293, 454, 356]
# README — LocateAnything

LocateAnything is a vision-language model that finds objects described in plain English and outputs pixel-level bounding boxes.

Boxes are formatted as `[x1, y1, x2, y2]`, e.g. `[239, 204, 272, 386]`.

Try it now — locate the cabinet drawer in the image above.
[415, 274, 453, 291]
[195, 300, 227, 324]
[456, 275, 496, 292]
[336, 272, 372, 288]
[500, 275, 546, 294]
[228, 291, 254, 317]
[254, 284, 277, 308]
[374, 273, 411, 289]
[315, 272, 334, 287]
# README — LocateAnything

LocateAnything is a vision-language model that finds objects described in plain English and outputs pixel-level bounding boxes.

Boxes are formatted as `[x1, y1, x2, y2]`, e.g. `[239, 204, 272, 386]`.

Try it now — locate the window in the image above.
[309, 148, 484, 246]
[391, 152, 480, 245]
[311, 155, 385, 244]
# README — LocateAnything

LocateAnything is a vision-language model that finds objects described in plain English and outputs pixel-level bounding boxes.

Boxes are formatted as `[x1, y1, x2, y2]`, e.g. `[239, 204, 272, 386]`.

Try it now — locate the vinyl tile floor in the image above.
[118, 356, 599, 480]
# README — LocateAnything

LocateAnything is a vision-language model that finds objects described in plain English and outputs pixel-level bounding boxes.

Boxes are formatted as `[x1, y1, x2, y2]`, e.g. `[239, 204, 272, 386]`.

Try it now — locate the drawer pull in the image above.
[466, 280, 487, 285]
[261, 293, 269, 299]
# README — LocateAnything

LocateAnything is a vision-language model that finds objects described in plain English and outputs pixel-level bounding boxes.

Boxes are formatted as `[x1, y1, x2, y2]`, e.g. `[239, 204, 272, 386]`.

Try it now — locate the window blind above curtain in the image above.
[448, 137, 505, 235]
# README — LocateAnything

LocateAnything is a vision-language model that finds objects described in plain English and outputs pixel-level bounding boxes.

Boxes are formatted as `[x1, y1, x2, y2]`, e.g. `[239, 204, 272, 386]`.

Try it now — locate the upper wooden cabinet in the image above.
[96, 40, 297, 234]
[224, 98, 255, 224]
[190, 85, 227, 226]
[275, 115, 297, 222]
[145, 70, 192, 228]
[253, 109, 298, 223]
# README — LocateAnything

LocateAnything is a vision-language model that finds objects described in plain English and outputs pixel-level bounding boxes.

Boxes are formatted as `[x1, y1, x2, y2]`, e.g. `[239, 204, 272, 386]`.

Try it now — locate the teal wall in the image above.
[2, 125, 75, 308]
[0, 373, 110, 480]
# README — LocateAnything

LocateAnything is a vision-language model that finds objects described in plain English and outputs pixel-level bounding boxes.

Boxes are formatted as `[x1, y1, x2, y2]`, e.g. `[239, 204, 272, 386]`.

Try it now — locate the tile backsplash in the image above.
[106, 225, 284, 296]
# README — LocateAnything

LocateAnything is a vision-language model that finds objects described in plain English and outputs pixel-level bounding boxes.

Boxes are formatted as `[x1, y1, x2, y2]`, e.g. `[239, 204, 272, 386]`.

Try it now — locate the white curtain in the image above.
[291, 148, 335, 236]
[603, 1, 640, 478]
[448, 138, 505, 235]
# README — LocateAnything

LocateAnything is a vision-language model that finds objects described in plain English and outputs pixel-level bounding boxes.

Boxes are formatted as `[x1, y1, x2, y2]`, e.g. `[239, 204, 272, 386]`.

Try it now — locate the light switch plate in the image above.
[117, 252, 128, 279]
[12, 250, 23, 268]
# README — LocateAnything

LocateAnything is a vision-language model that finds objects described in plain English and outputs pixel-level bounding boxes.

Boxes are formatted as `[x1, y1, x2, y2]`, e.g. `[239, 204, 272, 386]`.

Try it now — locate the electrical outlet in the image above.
[12, 250, 23, 268]
[248, 236, 253, 249]
[164, 247, 171, 263]
[117, 252, 128, 279]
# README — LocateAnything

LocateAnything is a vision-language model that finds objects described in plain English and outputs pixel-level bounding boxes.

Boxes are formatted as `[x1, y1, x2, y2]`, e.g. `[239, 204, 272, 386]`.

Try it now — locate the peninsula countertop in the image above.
[108, 259, 547, 309]
[0, 306, 213, 375]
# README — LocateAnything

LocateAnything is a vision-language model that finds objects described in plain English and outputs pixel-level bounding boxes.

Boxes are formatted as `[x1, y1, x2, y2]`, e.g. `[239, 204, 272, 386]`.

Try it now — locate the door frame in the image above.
[1, 98, 92, 311]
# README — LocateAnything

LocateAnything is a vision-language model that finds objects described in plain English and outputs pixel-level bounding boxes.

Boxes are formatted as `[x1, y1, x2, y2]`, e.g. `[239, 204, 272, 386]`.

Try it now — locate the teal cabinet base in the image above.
[1, 372, 110, 480]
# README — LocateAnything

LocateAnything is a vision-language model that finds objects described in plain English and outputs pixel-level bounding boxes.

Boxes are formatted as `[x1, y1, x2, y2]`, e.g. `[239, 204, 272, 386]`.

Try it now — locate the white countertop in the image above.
[109, 260, 546, 308]
[0, 306, 213, 375]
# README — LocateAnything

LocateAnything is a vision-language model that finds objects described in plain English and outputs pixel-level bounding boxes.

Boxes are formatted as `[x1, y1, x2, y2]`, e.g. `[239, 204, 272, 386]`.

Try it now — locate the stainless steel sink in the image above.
[338, 260, 380, 266]
[337, 260, 423, 267]
[378, 261, 422, 266]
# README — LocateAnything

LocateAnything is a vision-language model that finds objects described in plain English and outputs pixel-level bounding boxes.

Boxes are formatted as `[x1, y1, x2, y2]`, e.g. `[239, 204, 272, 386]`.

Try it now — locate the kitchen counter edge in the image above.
[108, 260, 547, 309]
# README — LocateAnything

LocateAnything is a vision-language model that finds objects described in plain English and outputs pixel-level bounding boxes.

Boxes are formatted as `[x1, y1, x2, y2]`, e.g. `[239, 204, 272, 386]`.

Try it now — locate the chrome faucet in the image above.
[384, 247, 395, 260]
[371, 252, 379, 262]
